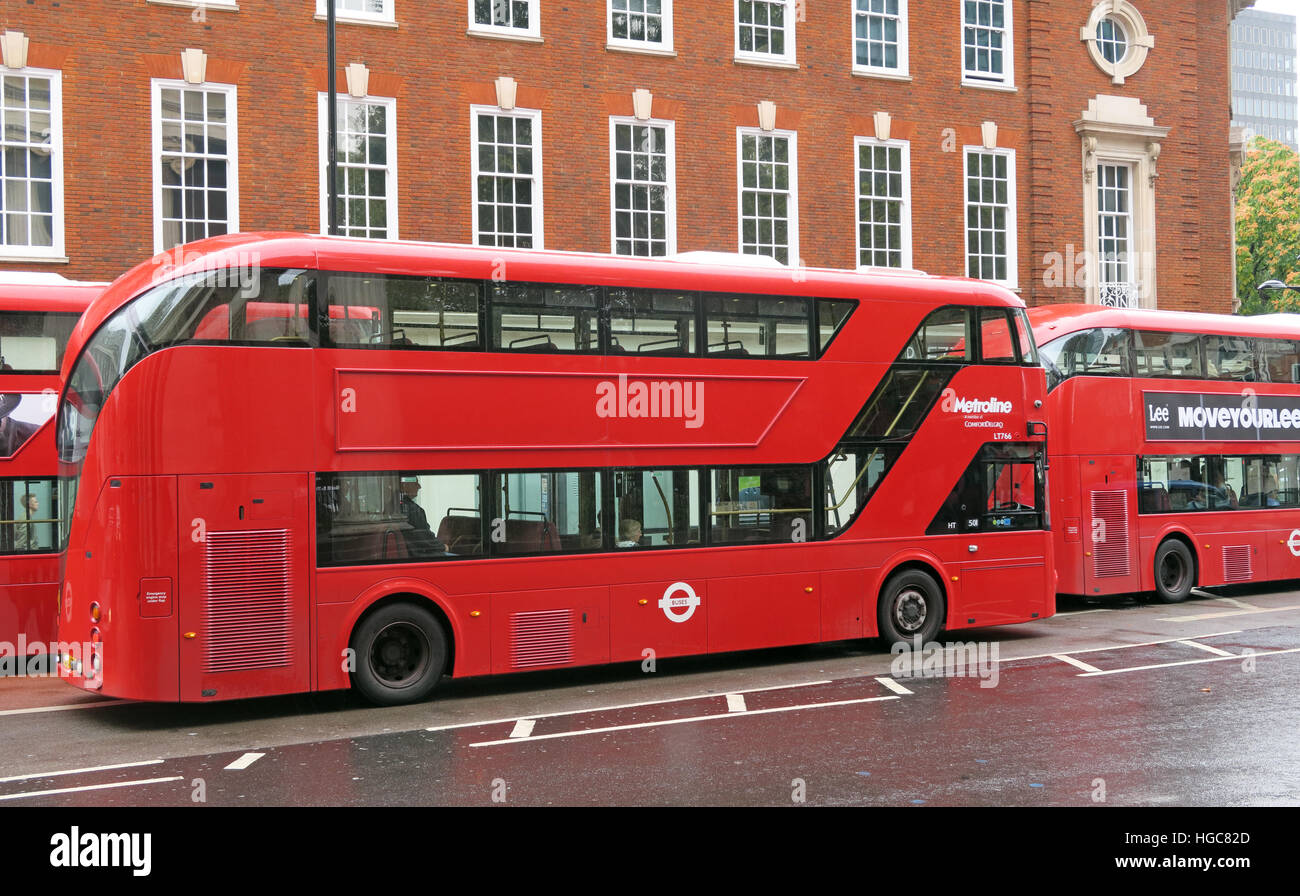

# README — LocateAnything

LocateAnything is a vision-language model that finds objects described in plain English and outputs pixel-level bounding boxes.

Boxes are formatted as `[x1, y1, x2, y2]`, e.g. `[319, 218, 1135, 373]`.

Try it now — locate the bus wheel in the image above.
[351, 603, 447, 706]
[878, 569, 945, 645]
[1153, 540, 1195, 604]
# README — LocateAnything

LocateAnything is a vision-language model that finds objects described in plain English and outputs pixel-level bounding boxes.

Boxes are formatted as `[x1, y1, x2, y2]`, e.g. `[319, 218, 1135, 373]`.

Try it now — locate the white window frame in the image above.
[608, 0, 673, 53]
[468, 0, 541, 40]
[316, 94, 399, 240]
[853, 136, 912, 270]
[852, 0, 909, 78]
[315, 0, 395, 26]
[470, 105, 544, 250]
[734, 0, 797, 67]
[736, 128, 799, 265]
[0, 67, 65, 261]
[151, 79, 239, 254]
[961, 0, 1015, 89]
[962, 146, 1018, 288]
[609, 117, 677, 257]
[149, 0, 239, 11]
[1095, 161, 1138, 309]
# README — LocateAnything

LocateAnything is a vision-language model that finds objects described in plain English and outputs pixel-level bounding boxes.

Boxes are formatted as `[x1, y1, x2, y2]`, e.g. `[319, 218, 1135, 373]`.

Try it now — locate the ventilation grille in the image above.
[203, 529, 293, 673]
[1223, 545, 1253, 583]
[510, 609, 573, 669]
[1090, 489, 1131, 578]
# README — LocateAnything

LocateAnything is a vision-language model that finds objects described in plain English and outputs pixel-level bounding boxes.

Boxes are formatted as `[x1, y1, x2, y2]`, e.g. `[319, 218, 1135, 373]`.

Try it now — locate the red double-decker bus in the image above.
[0, 274, 99, 654]
[1032, 304, 1300, 602]
[55, 234, 1053, 704]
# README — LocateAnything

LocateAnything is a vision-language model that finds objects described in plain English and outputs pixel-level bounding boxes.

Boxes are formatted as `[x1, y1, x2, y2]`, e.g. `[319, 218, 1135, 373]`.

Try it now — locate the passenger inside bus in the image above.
[616, 518, 643, 548]
[399, 476, 449, 557]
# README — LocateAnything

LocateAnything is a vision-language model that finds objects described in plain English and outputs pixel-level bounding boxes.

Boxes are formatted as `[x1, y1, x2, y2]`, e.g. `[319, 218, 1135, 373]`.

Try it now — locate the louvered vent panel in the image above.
[1223, 545, 1253, 583]
[204, 529, 293, 673]
[510, 609, 573, 669]
[1090, 490, 1131, 578]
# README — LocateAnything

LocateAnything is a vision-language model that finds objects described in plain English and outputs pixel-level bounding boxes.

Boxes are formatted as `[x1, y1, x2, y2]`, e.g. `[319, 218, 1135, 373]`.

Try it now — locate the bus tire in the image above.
[878, 569, 945, 645]
[351, 603, 447, 706]
[1153, 539, 1195, 604]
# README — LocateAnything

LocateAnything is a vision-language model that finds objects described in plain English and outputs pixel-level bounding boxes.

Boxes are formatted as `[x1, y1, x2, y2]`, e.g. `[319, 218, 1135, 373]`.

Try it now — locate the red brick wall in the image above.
[0, 1, 1235, 312]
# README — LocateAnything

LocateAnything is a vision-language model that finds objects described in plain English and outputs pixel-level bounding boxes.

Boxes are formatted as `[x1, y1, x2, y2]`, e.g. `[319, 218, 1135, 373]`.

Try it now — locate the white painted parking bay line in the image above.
[469, 695, 901, 748]
[0, 776, 184, 802]
[726, 694, 747, 713]
[1053, 654, 1103, 674]
[876, 676, 913, 695]
[0, 758, 164, 785]
[1004, 630, 1244, 663]
[0, 699, 131, 717]
[1078, 647, 1300, 677]
[223, 752, 265, 771]
[1159, 604, 1299, 623]
[426, 678, 833, 732]
[1178, 639, 1236, 657]
[509, 719, 536, 739]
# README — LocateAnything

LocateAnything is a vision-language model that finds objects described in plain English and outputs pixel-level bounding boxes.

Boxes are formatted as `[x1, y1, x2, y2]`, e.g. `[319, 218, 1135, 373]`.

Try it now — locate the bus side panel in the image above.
[610, 578, 708, 662]
[819, 568, 868, 642]
[706, 572, 821, 653]
[1050, 456, 1087, 595]
[1268, 523, 1300, 581]
[1081, 455, 1141, 595]
[489, 586, 609, 676]
[177, 473, 312, 701]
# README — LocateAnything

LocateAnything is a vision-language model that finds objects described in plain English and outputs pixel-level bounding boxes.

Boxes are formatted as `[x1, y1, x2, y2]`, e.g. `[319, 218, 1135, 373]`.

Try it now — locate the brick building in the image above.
[0, 1, 1257, 312]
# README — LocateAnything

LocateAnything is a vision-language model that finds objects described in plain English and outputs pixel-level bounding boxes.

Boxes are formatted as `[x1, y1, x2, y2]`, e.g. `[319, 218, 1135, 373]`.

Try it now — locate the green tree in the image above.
[1236, 136, 1300, 314]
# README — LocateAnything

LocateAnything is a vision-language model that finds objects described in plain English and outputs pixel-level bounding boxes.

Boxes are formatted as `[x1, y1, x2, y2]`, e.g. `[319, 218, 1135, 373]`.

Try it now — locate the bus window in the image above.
[493, 470, 602, 554]
[326, 274, 481, 349]
[316, 471, 480, 565]
[704, 294, 810, 359]
[1205, 335, 1255, 381]
[927, 443, 1044, 534]
[607, 289, 697, 355]
[824, 446, 901, 536]
[1038, 327, 1130, 389]
[900, 307, 970, 363]
[710, 466, 812, 544]
[1134, 330, 1204, 378]
[180, 269, 315, 344]
[0, 312, 80, 373]
[817, 300, 855, 355]
[978, 308, 1017, 363]
[843, 367, 950, 441]
[1257, 339, 1300, 384]
[612, 469, 700, 548]
[0, 478, 58, 554]
[491, 284, 599, 353]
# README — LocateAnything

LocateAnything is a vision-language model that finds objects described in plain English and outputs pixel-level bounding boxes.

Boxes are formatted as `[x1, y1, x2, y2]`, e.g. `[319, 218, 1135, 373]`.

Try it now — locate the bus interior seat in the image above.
[245, 317, 309, 342]
[329, 320, 371, 344]
[436, 515, 483, 555]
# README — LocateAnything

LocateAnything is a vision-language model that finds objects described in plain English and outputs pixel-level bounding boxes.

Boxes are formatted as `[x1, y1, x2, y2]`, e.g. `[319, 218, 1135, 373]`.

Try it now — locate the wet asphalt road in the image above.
[2, 588, 1298, 806]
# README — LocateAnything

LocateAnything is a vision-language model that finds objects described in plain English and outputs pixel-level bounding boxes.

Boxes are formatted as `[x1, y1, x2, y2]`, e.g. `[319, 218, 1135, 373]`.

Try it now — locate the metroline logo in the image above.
[595, 374, 705, 429]
[940, 388, 1013, 415]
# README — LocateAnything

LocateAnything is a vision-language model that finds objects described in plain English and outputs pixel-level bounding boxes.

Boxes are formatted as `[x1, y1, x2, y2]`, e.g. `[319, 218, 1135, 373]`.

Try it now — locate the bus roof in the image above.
[1027, 303, 1300, 342]
[0, 274, 105, 314]
[69, 232, 1027, 353]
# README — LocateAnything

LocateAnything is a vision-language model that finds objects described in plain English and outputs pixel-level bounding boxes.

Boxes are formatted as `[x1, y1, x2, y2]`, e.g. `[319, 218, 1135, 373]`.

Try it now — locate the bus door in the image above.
[177, 473, 312, 701]
[1080, 455, 1140, 593]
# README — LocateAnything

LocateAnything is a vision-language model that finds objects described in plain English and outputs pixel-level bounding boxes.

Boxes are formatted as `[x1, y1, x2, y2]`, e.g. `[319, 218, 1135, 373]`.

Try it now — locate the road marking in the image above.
[0, 699, 131, 717]
[1003, 630, 1244, 663]
[1159, 605, 1299, 623]
[0, 776, 184, 802]
[425, 678, 833, 732]
[875, 676, 913, 695]
[1214, 597, 1258, 610]
[469, 695, 901, 748]
[223, 752, 265, 771]
[726, 694, 747, 713]
[1177, 639, 1236, 657]
[1053, 607, 1115, 617]
[1052, 654, 1103, 673]
[509, 719, 536, 738]
[1078, 647, 1300, 677]
[0, 758, 164, 785]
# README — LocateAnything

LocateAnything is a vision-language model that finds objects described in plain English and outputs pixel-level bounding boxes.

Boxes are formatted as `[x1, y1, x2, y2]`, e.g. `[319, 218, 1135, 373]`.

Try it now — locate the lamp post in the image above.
[1258, 279, 1300, 294]
[326, 0, 339, 235]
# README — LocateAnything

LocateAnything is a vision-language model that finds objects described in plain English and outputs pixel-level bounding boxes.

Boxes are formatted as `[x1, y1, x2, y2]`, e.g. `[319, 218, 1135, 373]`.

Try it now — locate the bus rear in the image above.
[0, 274, 99, 655]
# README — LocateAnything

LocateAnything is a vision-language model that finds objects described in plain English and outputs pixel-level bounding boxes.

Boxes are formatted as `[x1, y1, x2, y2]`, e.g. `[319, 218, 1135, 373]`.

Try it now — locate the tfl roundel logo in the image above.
[1288, 529, 1300, 558]
[659, 582, 701, 624]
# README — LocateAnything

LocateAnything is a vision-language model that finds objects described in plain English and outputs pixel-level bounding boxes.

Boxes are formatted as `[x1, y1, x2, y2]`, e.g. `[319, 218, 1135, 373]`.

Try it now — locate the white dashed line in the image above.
[1078, 647, 1300, 677]
[1158, 605, 1299, 623]
[0, 759, 164, 785]
[1052, 654, 1103, 673]
[0, 700, 131, 717]
[509, 719, 536, 739]
[1177, 639, 1236, 657]
[0, 776, 184, 802]
[469, 695, 902, 748]
[875, 676, 913, 695]
[726, 694, 747, 713]
[223, 752, 265, 771]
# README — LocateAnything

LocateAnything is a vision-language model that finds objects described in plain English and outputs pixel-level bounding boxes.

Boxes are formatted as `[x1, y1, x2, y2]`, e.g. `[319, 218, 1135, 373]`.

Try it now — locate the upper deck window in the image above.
[0, 310, 80, 373]
[325, 274, 481, 349]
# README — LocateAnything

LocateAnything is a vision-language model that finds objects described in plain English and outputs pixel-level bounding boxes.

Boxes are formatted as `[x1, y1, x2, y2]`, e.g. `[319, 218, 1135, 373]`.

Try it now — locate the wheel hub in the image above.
[894, 587, 928, 634]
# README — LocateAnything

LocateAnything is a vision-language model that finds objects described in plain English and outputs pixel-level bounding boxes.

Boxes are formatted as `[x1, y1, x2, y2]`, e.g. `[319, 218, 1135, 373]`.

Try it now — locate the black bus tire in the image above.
[878, 569, 945, 645]
[351, 603, 447, 706]
[1153, 539, 1195, 604]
